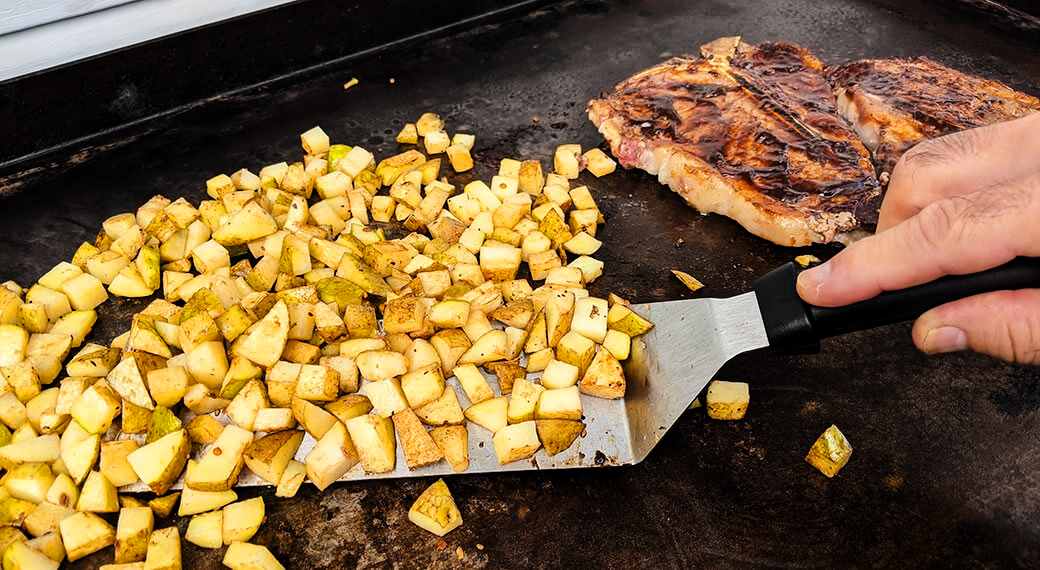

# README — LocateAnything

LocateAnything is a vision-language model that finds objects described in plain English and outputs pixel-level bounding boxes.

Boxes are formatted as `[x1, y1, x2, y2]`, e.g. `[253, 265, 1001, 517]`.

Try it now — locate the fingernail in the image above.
[921, 326, 968, 354]
[797, 263, 831, 297]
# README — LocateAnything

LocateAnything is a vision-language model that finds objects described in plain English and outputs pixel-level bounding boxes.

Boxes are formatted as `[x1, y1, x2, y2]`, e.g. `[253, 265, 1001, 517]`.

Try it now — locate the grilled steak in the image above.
[587, 37, 881, 247]
[828, 56, 1040, 174]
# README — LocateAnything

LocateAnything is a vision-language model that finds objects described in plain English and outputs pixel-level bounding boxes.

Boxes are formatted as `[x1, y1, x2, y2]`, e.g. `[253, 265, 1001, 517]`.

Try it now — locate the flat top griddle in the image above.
[2, 0, 1040, 567]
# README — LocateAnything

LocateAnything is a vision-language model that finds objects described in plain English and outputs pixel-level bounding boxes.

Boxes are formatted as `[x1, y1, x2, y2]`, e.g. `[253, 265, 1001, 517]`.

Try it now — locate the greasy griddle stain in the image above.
[598, 41, 878, 214]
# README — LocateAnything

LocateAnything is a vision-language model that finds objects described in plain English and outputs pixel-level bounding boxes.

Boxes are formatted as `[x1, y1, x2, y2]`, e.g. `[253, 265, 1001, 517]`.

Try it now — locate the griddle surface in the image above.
[2, 0, 1039, 567]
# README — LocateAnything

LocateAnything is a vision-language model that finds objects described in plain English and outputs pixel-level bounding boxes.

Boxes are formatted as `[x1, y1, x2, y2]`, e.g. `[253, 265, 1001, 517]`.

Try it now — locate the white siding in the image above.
[0, 0, 298, 82]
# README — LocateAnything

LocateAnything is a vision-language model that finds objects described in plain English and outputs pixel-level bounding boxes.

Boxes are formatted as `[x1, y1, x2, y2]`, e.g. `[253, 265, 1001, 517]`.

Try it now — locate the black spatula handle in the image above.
[753, 257, 1040, 355]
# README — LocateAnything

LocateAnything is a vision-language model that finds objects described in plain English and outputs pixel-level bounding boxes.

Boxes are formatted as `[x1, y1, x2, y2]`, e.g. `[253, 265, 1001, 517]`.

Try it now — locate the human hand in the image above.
[797, 112, 1040, 363]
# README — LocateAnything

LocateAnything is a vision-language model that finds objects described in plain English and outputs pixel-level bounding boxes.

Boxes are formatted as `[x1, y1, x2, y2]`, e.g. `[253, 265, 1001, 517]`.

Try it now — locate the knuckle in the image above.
[911, 198, 967, 260]
[959, 291, 1040, 364]
[899, 129, 982, 172]
[1001, 292, 1040, 364]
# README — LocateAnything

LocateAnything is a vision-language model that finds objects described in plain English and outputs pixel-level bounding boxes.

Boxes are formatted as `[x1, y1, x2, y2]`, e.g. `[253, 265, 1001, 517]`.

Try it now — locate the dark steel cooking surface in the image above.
[2, 0, 1040, 567]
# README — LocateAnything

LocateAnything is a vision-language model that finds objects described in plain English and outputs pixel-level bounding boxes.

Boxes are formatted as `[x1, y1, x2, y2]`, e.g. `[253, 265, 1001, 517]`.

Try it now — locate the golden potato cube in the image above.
[355, 350, 408, 382]
[115, 506, 154, 563]
[295, 364, 339, 402]
[525, 347, 553, 372]
[252, 408, 296, 432]
[805, 425, 853, 478]
[535, 386, 582, 420]
[227, 380, 269, 431]
[553, 144, 582, 179]
[451, 133, 475, 150]
[423, 130, 451, 155]
[59, 273, 109, 311]
[144, 526, 181, 569]
[582, 148, 617, 177]
[535, 419, 585, 456]
[486, 360, 525, 395]
[430, 329, 470, 373]
[489, 175, 518, 202]
[556, 330, 595, 377]
[578, 348, 626, 400]
[344, 414, 396, 474]
[518, 160, 545, 195]
[408, 479, 462, 536]
[602, 329, 631, 360]
[445, 144, 473, 173]
[100, 440, 141, 487]
[541, 359, 579, 389]
[507, 378, 545, 424]
[365, 379, 409, 418]
[527, 249, 562, 282]
[319, 355, 359, 394]
[568, 255, 604, 284]
[457, 330, 507, 366]
[428, 299, 470, 329]
[463, 180, 501, 212]
[222, 497, 265, 545]
[492, 421, 541, 464]
[463, 396, 507, 433]
[429, 425, 469, 472]
[400, 364, 445, 409]
[413, 385, 465, 427]
[382, 297, 427, 335]
[300, 126, 330, 155]
[206, 175, 235, 199]
[706, 380, 749, 420]
[395, 123, 419, 144]
[392, 408, 444, 469]
[336, 147, 374, 180]
[607, 303, 654, 337]
[370, 195, 396, 223]
[60, 511, 115, 562]
[415, 113, 444, 137]
[479, 245, 522, 282]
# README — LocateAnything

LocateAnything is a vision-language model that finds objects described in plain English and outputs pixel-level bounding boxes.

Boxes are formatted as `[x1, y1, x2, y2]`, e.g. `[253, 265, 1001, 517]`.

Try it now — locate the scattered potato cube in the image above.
[396, 123, 419, 144]
[423, 130, 451, 155]
[408, 479, 462, 537]
[553, 144, 582, 179]
[224, 541, 286, 570]
[582, 148, 617, 177]
[300, 126, 330, 155]
[705, 380, 749, 420]
[806, 425, 853, 477]
[415, 113, 444, 137]
[446, 144, 474, 172]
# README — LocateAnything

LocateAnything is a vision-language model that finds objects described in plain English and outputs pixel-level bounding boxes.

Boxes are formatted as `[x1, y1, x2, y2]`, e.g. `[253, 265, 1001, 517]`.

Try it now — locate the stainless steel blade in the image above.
[119, 292, 767, 492]
[621, 292, 769, 462]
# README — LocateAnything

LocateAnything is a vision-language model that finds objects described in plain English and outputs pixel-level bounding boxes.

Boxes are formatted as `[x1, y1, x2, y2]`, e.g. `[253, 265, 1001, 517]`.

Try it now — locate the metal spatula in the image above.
[135, 258, 1040, 491]
[619, 257, 1040, 465]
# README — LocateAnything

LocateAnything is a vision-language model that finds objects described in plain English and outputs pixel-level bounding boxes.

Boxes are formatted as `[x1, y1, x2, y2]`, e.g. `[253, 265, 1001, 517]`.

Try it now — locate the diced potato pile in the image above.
[0, 113, 650, 561]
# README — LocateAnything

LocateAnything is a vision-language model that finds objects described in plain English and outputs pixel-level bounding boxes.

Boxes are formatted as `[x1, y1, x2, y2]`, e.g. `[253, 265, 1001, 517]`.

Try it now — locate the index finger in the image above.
[798, 174, 1040, 307]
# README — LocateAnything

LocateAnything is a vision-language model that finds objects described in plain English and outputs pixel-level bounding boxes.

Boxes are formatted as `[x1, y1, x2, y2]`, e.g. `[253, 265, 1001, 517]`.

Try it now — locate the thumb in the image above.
[912, 289, 1040, 364]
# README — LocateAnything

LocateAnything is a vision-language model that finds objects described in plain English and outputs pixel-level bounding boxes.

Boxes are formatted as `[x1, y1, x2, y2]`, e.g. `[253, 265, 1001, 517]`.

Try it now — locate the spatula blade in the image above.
[622, 292, 769, 462]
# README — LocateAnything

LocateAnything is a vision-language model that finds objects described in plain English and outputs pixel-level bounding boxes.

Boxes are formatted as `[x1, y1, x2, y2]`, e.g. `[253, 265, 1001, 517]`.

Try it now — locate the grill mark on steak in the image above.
[587, 38, 880, 246]
[827, 56, 1040, 174]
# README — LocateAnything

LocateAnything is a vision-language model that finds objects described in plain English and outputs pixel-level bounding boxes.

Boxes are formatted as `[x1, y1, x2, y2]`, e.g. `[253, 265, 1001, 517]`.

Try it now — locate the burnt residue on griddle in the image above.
[990, 367, 1040, 417]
